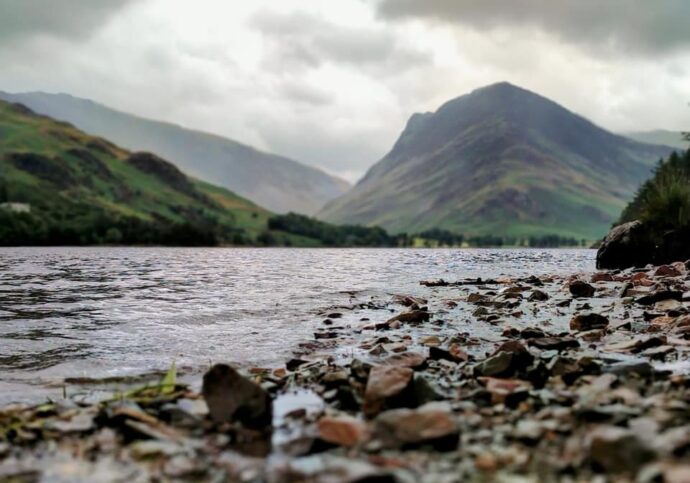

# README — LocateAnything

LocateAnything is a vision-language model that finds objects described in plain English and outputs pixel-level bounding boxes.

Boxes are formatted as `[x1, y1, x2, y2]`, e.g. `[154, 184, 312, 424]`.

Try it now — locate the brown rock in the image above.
[364, 366, 414, 415]
[373, 402, 458, 449]
[651, 316, 677, 326]
[384, 352, 426, 369]
[202, 364, 272, 429]
[655, 265, 682, 277]
[528, 336, 580, 351]
[449, 343, 470, 362]
[386, 310, 430, 325]
[570, 313, 609, 331]
[478, 377, 532, 405]
[317, 415, 369, 447]
[591, 272, 614, 283]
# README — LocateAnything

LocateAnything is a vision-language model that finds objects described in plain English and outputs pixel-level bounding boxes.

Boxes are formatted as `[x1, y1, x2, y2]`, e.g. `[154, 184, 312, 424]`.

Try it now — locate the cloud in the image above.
[250, 10, 431, 73]
[0, 0, 134, 43]
[0, 0, 687, 184]
[376, 0, 690, 57]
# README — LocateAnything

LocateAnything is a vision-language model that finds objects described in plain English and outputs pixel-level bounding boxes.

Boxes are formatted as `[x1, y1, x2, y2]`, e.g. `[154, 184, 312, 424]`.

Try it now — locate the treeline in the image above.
[266, 212, 396, 246]
[620, 148, 690, 234]
[0, 208, 242, 247]
[268, 214, 587, 248]
[0, 205, 594, 248]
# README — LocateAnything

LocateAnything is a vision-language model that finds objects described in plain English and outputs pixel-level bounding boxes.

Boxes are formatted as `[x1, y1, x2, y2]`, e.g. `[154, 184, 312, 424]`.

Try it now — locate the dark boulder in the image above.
[597, 220, 690, 269]
[596, 221, 655, 269]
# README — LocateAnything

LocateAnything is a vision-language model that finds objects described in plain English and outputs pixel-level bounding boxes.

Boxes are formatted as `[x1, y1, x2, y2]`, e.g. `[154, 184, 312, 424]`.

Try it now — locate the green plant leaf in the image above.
[160, 361, 176, 395]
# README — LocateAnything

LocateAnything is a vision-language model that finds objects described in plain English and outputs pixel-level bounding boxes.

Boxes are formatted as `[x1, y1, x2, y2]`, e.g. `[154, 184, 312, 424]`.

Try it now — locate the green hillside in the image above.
[0, 100, 313, 246]
[0, 91, 351, 215]
[320, 83, 674, 241]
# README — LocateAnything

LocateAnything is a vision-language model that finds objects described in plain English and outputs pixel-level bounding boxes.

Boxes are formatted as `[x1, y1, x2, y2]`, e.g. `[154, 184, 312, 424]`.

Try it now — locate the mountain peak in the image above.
[320, 85, 674, 240]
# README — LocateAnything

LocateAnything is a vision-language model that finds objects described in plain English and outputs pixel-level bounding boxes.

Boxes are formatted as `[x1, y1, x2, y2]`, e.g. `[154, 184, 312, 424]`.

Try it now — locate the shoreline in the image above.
[1, 260, 689, 481]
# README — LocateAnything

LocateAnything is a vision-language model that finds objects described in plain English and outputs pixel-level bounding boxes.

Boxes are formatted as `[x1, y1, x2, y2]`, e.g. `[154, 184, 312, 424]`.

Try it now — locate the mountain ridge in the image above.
[0, 91, 351, 215]
[0, 98, 315, 246]
[319, 82, 675, 240]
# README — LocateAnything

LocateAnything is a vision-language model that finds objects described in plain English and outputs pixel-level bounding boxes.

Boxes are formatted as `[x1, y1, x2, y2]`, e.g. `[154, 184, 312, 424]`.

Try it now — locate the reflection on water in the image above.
[0, 247, 595, 401]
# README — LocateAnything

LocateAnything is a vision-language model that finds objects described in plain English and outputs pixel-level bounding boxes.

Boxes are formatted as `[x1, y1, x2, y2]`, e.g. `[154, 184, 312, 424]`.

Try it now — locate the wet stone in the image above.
[528, 336, 580, 351]
[569, 280, 596, 298]
[570, 313, 609, 331]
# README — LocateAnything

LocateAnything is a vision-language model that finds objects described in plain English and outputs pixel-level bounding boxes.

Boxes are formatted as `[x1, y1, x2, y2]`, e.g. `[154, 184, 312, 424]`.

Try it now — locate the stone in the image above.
[286, 359, 309, 372]
[655, 265, 682, 277]
[636, 291, 684, 306]
[570, 313, 609, 331]
[384, 352, 426, 369]
[473, 352, 513, 378]
[520, 327, 546, 339]
[393, 295, 427, 307]
[317, 415, 369, 447]
[596, 221, 655, 269]
[588, 425, 656, 473]
[448, 343, 470, 362]
[655, 299, 683, 312]
[528, 289, 549, 302]
[202, 364, 272, 429]
[478, 377, 532, 405]
[569, 280, 596, 298]
[363, 366, 414, 415]
[373, 402, 458, 449]
[591, 272, 614, 283]
[528, 336, 580, 351]
[474, 341, 533, 378]
[467, 293, 488, 303]
[421, 335, 441, 347]
[386, 310, 430, 325]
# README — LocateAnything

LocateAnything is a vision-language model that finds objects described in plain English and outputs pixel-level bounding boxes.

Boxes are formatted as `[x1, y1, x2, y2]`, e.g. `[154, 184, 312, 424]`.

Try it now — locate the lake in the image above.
[0, 247, 595, 403]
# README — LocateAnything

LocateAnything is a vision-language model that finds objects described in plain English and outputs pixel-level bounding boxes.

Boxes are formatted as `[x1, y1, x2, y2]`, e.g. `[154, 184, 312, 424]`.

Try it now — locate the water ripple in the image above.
[0, 247, 595, 400]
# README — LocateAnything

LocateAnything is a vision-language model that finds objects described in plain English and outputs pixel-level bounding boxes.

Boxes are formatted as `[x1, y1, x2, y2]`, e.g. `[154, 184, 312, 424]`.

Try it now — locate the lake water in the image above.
[0, 247, 595, 403]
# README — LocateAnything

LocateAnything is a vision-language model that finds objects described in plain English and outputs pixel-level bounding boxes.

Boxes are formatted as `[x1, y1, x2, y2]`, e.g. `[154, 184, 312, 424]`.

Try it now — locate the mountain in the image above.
[319, 82, 675, 240]
[0, 91, 351, 215]
[625, 130, 688, 150]
[0, 99, 319, 246]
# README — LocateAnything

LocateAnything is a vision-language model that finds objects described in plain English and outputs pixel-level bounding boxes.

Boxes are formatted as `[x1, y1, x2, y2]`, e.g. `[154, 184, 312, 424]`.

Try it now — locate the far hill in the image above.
[625, 130, 688, 150]
[0, 91, 351, 215]
[319, 82, 675, 241]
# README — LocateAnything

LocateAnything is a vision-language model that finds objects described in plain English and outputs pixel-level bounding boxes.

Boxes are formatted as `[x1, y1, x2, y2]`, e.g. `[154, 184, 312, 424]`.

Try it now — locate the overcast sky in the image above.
[1, 0, 688, 182]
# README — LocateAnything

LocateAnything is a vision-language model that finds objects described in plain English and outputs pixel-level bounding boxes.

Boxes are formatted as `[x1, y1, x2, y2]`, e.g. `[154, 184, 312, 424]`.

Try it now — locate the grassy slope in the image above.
[0, 91, 351, 215]
[0, 101, 316, 245]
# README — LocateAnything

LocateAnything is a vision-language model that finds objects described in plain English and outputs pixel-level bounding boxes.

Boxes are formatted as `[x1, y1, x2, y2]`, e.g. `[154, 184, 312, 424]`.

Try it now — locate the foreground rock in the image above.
[201, 363, 272, 429]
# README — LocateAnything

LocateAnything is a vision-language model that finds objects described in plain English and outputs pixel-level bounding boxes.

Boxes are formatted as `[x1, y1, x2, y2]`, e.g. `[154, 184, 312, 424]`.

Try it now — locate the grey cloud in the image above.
[279, 81, 334, 106]
[250, 10, 431, 71]
[376, 0, 690, 57]
[0, 0, 134, 43]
